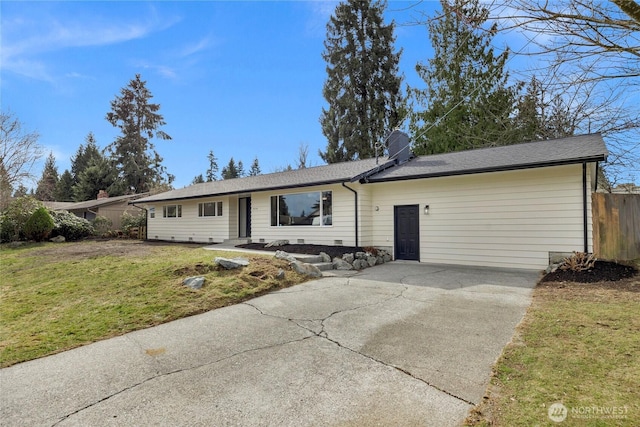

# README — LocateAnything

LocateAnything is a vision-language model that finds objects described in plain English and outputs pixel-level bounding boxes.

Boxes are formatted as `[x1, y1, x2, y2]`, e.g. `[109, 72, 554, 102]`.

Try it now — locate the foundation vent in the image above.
[297, 239, 305, 244]
[334, 240, 343, 245]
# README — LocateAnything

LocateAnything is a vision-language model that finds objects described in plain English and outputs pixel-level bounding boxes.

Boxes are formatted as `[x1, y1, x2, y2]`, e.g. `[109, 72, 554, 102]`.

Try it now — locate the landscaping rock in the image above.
[183, 276, 205, 290]
[332, 257, 354, 270]
[214, 257, 250, 269]
[274, 250, 297, 263]
[355, 251, 367, 260]
[265, 239, 289, 248]
[290, 260, 323, 278]
[342, 253, 355, 264]
[353, 259, 369, 270]
[366, 255, 377, 267]
[276, 269, 286, 280]
[382, 252, 392, 262]
[50, 236, 65, 243]
[319, 252, 331, 263]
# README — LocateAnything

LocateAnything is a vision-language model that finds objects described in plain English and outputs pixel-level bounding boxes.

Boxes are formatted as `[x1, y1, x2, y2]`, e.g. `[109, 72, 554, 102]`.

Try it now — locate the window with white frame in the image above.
[198, 201, 223, 217]
[149, 207, 155, 219]
[270, 191, 332, 226]
[163, 204, 182, 218]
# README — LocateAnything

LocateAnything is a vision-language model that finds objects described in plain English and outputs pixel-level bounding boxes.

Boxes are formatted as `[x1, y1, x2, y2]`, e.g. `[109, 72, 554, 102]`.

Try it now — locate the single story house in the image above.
[61, 191, 149, 230]
[132, 133, 608, 270]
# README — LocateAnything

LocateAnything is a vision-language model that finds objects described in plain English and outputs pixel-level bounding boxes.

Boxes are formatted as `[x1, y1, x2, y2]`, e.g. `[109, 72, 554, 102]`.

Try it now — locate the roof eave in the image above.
[364, 155, 607, 184]
[130, 177, 359, 204]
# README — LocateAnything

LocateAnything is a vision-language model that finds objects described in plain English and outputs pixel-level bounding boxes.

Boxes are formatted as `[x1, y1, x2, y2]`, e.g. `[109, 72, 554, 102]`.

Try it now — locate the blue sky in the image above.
[2, 1, 636, 190]
[2, 1, 445, 189]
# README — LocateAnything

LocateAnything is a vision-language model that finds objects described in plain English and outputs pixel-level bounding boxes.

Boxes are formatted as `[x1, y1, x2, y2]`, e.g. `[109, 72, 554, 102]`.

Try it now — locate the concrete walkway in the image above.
[0, 262, 539, 427]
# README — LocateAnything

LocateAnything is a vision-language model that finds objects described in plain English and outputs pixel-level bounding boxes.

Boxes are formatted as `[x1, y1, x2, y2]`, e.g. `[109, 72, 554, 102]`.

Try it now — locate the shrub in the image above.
[24, 207, 54, 242]
[0, 197, 44, 242]
[120, 211, 146, 234]
[560, 251, 597, 272]
[92, 215, 113, 237]
[49, 210, 94, 241]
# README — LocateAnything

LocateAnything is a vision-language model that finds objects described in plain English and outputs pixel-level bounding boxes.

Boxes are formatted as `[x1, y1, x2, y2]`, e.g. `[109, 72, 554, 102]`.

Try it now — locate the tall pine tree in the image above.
[54, 170, 74, 202]
[106, 74, 172, 193]
[320, 0, 404, 163]
[206, 150, 219, 181]
[409, 0, 519, 154]
[35, 152, 59, 201]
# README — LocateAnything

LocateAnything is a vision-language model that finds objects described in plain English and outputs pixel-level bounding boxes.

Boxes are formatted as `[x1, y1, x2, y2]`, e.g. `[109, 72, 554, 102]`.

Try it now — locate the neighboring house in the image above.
[59, 191, 148, 230]
[132, 133, 608, 270]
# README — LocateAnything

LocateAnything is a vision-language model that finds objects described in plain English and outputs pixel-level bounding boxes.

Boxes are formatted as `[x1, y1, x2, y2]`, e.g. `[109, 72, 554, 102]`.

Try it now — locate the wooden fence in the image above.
[592, 193, 640, 260]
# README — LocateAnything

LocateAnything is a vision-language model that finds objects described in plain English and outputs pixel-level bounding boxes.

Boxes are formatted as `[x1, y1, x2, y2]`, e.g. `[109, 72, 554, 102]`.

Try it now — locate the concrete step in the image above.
[313, 262, 334, 271]
[295, 255, 324, 264]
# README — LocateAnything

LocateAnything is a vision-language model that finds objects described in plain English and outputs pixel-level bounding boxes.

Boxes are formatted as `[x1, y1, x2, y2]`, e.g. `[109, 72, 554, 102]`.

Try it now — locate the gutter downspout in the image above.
[341, 182, 358, 247]
[582, 162, 588, 253]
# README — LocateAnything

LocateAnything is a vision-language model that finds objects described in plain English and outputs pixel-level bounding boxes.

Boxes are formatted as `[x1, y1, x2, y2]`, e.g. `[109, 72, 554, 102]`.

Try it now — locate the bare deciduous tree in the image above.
[0, 111, 43, 209]
[492, 0, 640, 186]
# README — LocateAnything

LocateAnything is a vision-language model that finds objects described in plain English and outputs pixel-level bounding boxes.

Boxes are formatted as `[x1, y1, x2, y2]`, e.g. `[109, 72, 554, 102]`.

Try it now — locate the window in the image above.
[149, 207, 155, 219]
[270, 191, 332, 226]
[198, 201, 223, 217]
[163, 204, 182, 218]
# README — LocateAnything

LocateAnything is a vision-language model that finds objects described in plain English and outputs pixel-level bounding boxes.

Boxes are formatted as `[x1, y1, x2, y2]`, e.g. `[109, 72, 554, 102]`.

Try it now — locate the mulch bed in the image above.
[237, 243, 366, 260]
[540, 260, 637, 283]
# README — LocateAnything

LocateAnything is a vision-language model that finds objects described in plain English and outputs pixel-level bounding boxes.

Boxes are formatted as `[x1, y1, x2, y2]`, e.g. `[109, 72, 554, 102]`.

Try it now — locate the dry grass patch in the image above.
[0, 240, 309, 367]
[466, 272, 640, 426]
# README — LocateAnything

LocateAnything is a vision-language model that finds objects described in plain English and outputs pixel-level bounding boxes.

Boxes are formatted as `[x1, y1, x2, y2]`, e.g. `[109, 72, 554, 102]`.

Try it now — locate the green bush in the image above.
[49, 210, 94, 241]
[120, 211, 146, 234]
[24, 207, 54, 242]
[0, 197, 44, 242]
[92, 215, 113, 236]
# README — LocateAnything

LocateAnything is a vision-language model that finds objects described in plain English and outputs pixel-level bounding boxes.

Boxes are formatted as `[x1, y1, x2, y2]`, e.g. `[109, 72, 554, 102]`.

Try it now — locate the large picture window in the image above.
[198, 201, 223, 217]
[163, 205, 182, 218]
[270, 191, 332, 226]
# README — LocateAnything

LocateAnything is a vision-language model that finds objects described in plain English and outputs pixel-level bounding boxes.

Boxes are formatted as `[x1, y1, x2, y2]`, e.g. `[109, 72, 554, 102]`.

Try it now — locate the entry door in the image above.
[238, 197, 251, 238]
[394, 205, 419, 261]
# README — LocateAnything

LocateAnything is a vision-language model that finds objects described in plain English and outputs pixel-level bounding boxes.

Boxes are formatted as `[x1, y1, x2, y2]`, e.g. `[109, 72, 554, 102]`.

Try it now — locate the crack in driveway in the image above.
[51, 333, 315, 426]
[243, 286, 475, 407]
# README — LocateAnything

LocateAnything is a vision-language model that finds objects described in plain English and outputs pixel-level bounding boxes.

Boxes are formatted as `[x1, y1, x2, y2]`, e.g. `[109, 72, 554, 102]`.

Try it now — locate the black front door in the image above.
[394, 205, 419, 261]
[238, 197, 251, 238]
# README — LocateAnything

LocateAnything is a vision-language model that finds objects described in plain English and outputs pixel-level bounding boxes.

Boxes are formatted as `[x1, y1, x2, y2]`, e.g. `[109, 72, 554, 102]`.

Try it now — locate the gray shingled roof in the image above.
[133, 134, 607, 204]
[364, 134, 607, 183]
[65, 193, 149, 210]
[134, 157, 386, 203]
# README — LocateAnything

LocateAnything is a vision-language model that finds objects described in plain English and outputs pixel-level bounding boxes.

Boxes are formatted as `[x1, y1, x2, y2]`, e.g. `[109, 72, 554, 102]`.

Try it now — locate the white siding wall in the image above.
[143, 197, 232, 243]
[250, 184, 359, 246]
[370, 164, 594, 270]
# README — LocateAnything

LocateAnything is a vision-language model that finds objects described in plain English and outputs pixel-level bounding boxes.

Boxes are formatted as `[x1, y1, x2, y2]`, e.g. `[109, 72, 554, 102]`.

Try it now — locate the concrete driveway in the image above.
[0, 262, 539, 426]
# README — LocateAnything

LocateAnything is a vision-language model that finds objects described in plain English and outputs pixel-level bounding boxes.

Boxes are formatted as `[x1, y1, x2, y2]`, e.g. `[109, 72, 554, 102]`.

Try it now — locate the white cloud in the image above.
[1, 10, 181, 82]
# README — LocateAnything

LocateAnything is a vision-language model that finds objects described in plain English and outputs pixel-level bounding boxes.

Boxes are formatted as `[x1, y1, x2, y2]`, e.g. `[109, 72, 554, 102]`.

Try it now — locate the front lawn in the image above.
[0, 240, 308, 367]
[466, 268, 640, 426]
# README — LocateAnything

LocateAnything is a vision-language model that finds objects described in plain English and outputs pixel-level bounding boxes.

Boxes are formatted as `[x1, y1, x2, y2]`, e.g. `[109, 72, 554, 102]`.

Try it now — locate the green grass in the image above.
[466, 275, 640, 426]
[0, 240, 308, 367]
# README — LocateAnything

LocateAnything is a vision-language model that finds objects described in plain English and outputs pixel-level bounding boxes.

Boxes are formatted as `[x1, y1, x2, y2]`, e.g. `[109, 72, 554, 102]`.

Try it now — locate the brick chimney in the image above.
[97, 190, 109, 200]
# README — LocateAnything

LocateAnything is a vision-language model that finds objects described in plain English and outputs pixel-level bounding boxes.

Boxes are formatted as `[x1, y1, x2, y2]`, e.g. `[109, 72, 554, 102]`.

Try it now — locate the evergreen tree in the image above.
[409, 0, 519, 154]
[71, 132, 102, 185]
[320, 0, 404, 163]
[192, 174, 205, 185]
[73, 157, 124, 201]
[237, 160, 245, 178]
[206, 150, 219, 181]
[248, 157, 261, 176]
[106, 74, 172, 193]
[514, 76, 576, 142]
[54, 170, 75, 202]
[13, 184, 28, 198]
[35, 152, 59, 201]
[221, 157, 240, 180]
